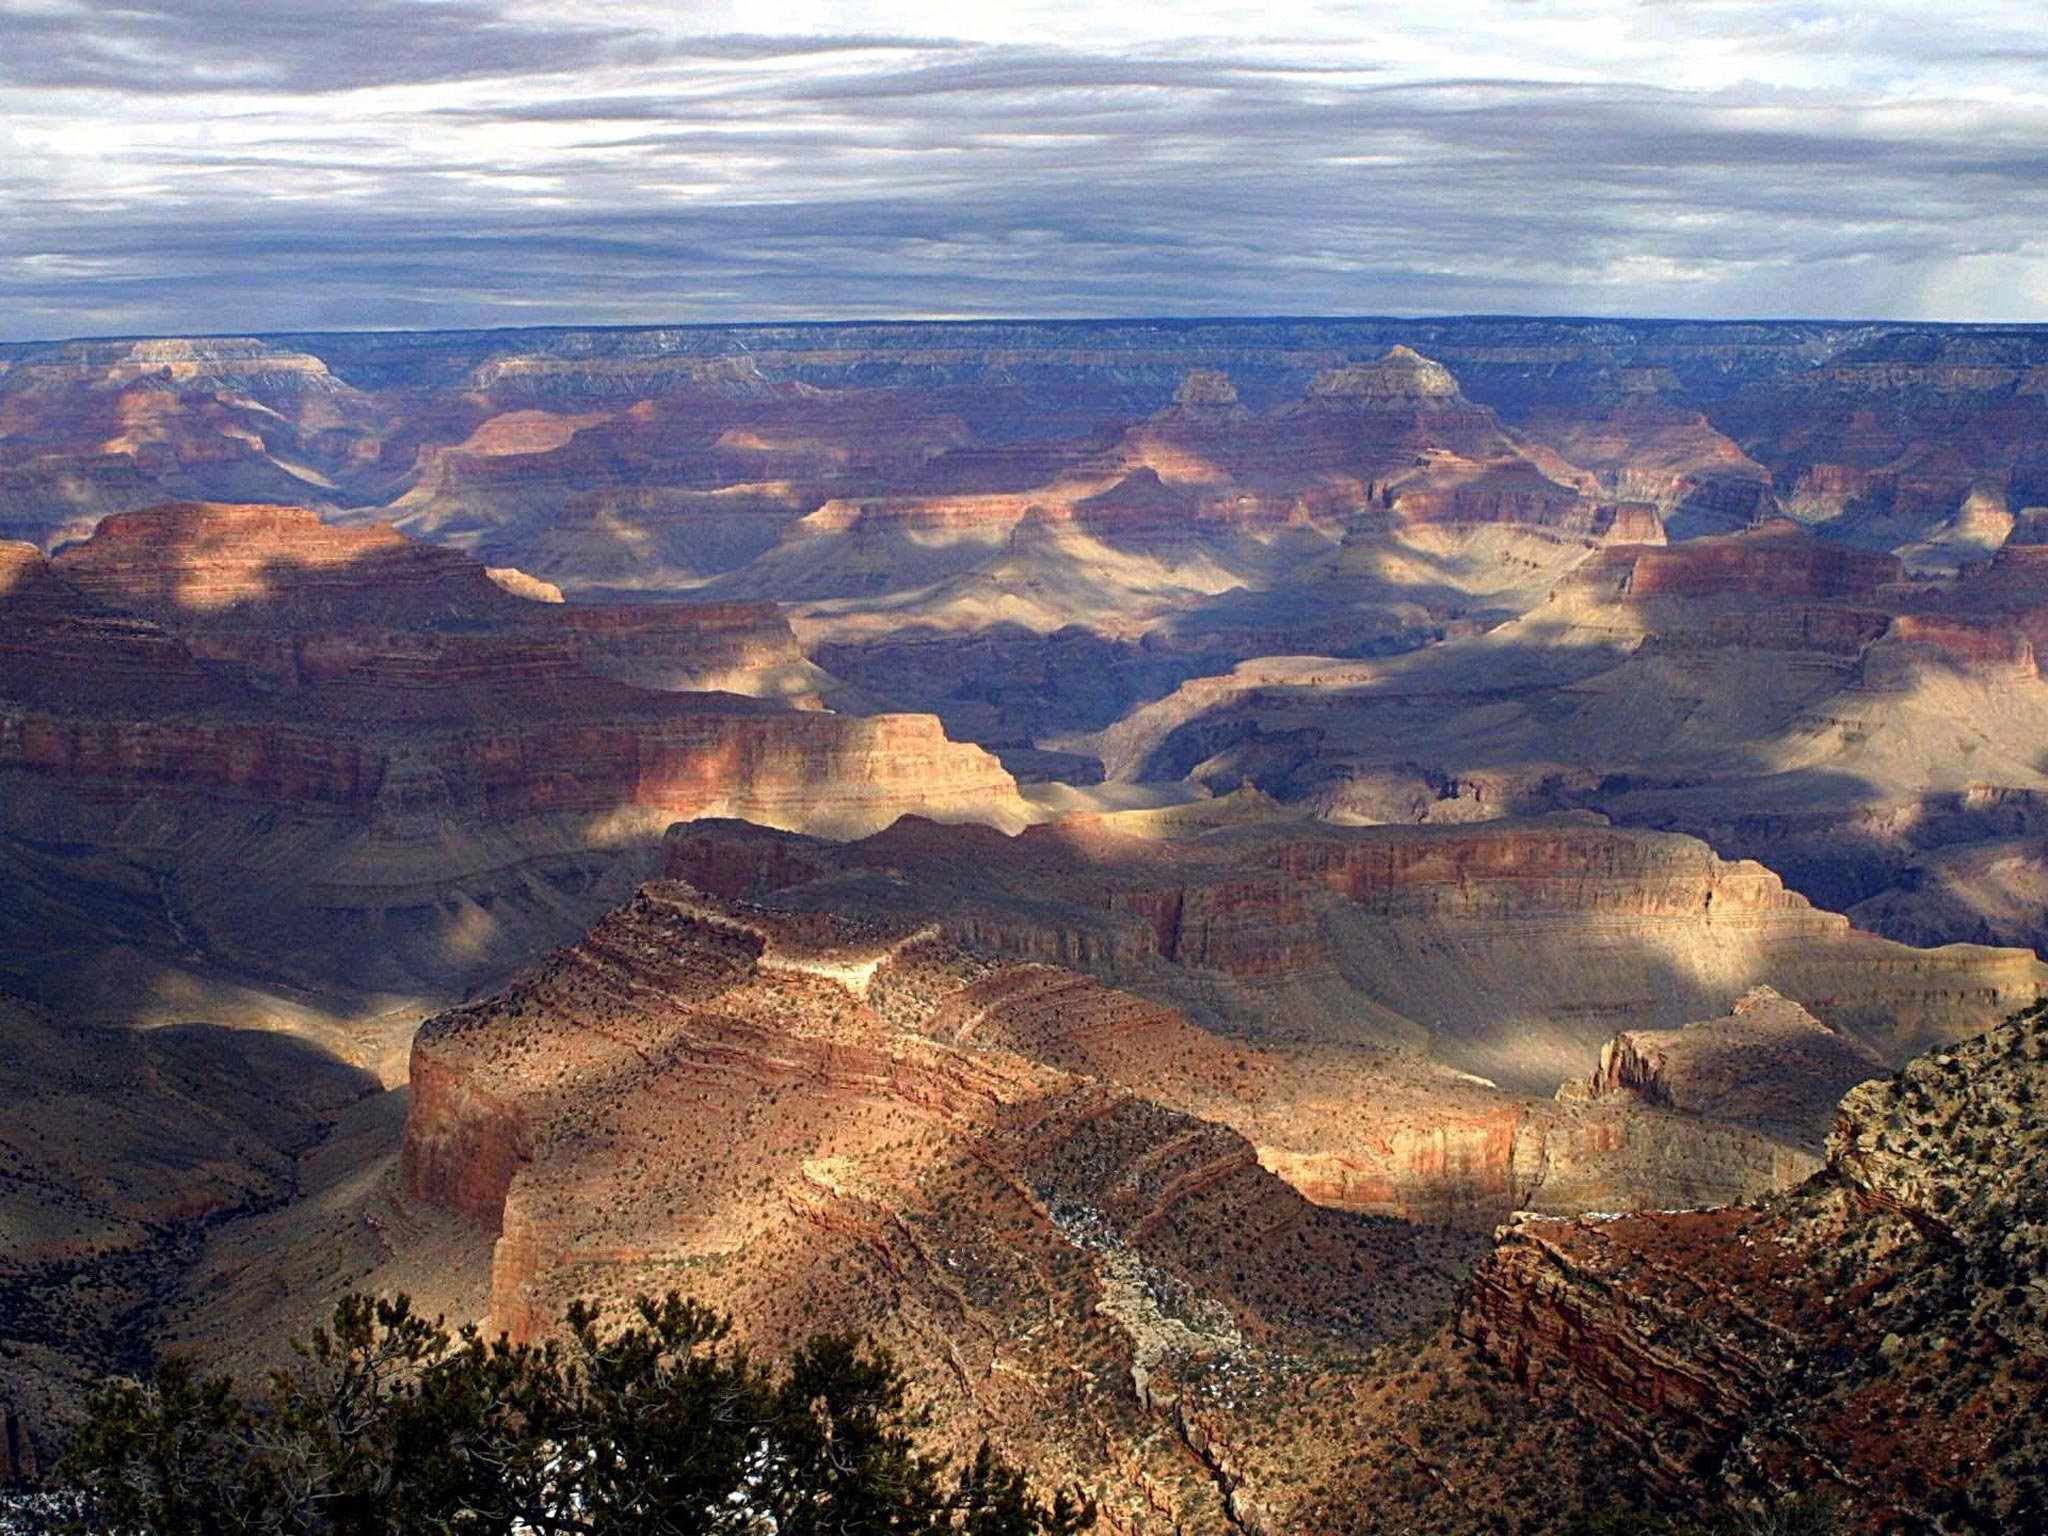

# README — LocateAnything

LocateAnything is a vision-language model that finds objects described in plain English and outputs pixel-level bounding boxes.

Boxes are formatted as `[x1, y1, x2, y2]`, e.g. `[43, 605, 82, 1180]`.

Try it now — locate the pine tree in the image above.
[60, 1292, 1094, 1536]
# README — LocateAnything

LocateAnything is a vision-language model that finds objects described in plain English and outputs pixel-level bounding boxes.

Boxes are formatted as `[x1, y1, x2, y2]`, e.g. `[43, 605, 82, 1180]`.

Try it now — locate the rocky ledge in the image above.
[401, 882, 1485, 1533]
[1461, 1000, 2048, 1526]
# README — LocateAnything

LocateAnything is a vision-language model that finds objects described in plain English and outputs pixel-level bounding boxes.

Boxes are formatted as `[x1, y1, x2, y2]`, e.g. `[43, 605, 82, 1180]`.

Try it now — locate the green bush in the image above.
[61, 1292, 1093, 1536]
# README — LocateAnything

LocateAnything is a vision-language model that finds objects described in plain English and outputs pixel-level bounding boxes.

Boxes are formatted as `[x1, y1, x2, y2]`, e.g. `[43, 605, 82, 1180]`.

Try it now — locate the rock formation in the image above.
[1459, 999, 2048, 1528]
[402, 882, 1486, 1532]
[395, 863, 2048, 1529]
[666, 814, 2043, 1093]
[1066, 514, 2048, 966]
[9, 318, 2048, 1526]
[1570, 985, 1886, 1150]
[0, 503, 1027, 1012]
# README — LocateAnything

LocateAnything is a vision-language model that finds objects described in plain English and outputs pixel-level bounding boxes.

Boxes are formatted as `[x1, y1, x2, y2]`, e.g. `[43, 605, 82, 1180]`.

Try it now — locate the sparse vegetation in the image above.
[60, 1292, 1093, 1536]
[1560, 1496, 1842, 1536]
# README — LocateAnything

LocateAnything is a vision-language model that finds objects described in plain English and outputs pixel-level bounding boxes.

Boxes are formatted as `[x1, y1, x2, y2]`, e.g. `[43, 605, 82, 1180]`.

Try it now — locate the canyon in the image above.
[375, 872, 2046, 1530]
[5, 317, 2048, 1530]
[0, 501, 1026, 1033]
[1456, 997, 2048, 1532]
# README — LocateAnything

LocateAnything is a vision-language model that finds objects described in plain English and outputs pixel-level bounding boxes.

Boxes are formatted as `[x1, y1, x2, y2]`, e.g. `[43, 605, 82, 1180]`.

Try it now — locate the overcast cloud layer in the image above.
[2, 0, 2044, 338]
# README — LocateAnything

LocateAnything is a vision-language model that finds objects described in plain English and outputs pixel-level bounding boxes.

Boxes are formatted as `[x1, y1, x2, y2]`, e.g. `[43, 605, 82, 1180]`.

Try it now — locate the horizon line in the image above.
[7, 310, 2048, 349]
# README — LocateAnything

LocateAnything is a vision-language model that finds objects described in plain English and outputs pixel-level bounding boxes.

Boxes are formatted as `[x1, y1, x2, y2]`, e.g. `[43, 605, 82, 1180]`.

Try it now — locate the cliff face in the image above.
[0, 541, 232, 713]
[0, 503, 1026, 1011]
[1569, 522, 1903, 603]
[400, 882, 1485, 1533]
[1858, 614, 2039, 689]
[1459, 999, 2048, 1527]
[49, 501, 806, 696]
[1577, 986, 1887, 1146]
[1283, 820, 1816, 920]
[1, 708, 1019, 844]
[7, 504, 1022, 837]
[53, 503, 512, 627]
[654, 812, 2045, 1240]
[395, 866, 2048, 1531]
[666, 814, 2043, 1095]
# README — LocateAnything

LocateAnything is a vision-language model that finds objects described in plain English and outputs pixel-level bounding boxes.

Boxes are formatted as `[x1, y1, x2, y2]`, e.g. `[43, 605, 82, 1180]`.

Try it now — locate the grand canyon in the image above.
[4, 317, 2048, 1531]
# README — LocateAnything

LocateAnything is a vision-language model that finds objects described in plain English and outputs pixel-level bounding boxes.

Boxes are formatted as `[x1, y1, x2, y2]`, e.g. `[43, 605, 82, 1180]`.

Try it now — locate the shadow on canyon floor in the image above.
[0, 1013, 385, 1427]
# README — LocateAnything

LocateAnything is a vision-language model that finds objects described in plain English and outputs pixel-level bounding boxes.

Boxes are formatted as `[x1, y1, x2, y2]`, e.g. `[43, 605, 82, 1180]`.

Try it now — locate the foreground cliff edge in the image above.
[378, 871, 2048, 1532]
[1457, 998, 2048, 1532]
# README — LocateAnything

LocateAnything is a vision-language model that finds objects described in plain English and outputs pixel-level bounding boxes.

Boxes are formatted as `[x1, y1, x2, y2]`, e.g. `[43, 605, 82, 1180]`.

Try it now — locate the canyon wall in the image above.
[395, 865, 2040, 1529]
[668, 814, 2044, 1093]
[1459, 999, 2048, 1526]
[400, 883, 1488, 1533]
[0, 504, 1027, 1012]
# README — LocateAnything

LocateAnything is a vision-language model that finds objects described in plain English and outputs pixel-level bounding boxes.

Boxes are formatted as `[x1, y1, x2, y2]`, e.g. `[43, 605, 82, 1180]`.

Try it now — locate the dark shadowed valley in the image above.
[5, 317, 2048, 1533]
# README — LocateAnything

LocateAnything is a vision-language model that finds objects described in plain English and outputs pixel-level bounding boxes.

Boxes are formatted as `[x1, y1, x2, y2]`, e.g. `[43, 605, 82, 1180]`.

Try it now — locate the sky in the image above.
[1, 0, 2045, 338]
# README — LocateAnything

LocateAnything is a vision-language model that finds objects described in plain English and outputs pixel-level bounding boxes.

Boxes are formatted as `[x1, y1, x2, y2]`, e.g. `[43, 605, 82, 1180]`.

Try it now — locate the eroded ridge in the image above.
[1461, 1001, 2048, 1527]
[402, 882, 1487, 1531]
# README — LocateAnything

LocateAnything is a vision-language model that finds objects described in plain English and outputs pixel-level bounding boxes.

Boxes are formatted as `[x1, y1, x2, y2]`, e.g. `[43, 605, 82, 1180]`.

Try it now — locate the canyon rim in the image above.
[3, 2, 2047, 1532]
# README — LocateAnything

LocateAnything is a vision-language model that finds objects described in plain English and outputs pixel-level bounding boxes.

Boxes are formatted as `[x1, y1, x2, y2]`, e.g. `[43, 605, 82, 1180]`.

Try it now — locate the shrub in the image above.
[61, 1292, 1093, 1536]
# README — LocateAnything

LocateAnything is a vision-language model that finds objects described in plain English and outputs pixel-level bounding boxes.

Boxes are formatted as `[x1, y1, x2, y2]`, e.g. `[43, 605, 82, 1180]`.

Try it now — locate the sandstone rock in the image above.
[668, 813, 2042, 1093]
[1173, 369, 1241, 408]
[402, 883, 1484, 1531]
[1, 504, 1028, 1020]
[1576, 985, 1886, 1146]
[1459, 1000, 2048, 1524]
[1307, 346, 1463, 403]
[1566, 519, 1902, 603]
[484, 566, 565, 602]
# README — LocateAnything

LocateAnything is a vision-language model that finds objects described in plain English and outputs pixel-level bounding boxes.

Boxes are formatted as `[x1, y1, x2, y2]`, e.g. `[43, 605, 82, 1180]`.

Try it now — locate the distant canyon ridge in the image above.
[5, 316, 2048, 1531]
[6, 317, 2048, 959]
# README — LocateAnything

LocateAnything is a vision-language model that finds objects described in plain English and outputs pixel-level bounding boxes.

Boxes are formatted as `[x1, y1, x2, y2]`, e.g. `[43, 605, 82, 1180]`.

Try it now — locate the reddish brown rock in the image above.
[668, 814, 2043, 1092]
[54, 503, 510, 626]
[1517, 396, 1775, 535]
[1859, 613, 2039, 688]
[1458, 1000, 2048, 1523]
[1576, 985, 1886, 1146]
[50, 501, 806, 696]
[402, 883, 1485, 1532]
[0, 504, 1027, 1016]
[1567, 520, 1903, 603]
[16, 504, 1020, 829]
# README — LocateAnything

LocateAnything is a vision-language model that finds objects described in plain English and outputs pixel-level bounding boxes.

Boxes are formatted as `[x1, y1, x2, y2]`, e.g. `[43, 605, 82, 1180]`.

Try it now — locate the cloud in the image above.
[0, 0, 647, 93]
[0, 1, 2043, 334]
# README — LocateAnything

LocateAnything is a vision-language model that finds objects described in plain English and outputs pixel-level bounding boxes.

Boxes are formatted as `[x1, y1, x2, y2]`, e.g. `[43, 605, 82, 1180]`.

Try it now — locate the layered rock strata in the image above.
[402, 883, 1485, 1532]
[399, 870, 2048, 1528]
[1071, 516, 2048, 968]
[1573, 985, 1886, 1148]
[666, 814, 2043, 1092]
[0, 504, 1025, 1006]
[1460, 999, 2048, 1527]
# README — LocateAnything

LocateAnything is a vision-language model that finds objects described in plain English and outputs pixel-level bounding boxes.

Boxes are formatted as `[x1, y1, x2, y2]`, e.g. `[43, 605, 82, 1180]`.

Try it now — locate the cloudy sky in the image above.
[2, 0, 2044, 337]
